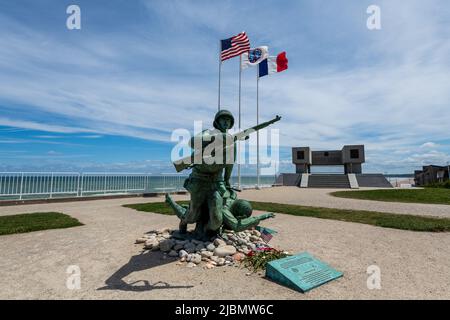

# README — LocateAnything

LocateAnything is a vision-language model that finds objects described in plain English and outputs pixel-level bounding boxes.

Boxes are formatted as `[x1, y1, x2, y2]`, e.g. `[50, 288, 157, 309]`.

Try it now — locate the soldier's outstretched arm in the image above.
[223, 209, 274, 232]
[233, 115, 281, 141]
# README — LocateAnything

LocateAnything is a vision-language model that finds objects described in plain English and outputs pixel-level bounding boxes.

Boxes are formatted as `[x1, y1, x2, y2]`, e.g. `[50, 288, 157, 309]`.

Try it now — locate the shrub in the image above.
[425, 180, 450, 189]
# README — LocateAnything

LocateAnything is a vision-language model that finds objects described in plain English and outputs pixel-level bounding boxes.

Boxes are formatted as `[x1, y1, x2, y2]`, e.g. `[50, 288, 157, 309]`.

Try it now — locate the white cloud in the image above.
[0, 117, 95, 134]
[0, 0, 449, 173]
[420, 142, 439, 149]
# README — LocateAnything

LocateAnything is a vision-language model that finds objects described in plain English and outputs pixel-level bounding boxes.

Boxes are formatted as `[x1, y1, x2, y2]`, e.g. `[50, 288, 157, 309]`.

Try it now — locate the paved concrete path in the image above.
[0, 189, 449, 299]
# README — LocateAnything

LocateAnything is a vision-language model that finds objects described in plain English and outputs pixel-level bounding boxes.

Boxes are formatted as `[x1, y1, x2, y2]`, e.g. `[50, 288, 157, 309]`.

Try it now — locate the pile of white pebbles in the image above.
[135, 228, 270, 269]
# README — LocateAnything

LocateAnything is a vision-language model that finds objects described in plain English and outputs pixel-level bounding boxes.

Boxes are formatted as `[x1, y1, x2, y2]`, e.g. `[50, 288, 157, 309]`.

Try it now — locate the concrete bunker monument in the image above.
[277, 145, 392, 188]
[292, 145, 365, 174]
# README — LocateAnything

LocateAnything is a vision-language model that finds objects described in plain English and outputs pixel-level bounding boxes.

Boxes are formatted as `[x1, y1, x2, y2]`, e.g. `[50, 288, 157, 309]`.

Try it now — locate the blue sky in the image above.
[0, 0, 449, 173]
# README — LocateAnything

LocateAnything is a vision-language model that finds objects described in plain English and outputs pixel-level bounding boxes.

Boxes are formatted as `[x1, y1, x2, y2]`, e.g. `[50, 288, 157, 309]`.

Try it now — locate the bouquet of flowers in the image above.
[243, 246, 291, 272]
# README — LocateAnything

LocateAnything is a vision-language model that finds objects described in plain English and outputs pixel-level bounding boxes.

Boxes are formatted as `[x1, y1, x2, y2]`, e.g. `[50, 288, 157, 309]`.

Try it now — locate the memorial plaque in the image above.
[265, 252, 343, 293]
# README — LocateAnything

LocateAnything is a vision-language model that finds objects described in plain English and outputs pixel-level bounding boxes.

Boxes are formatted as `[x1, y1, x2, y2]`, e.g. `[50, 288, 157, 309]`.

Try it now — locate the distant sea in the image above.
[0, 172, 416, 200]
[0, 173, 276, 200]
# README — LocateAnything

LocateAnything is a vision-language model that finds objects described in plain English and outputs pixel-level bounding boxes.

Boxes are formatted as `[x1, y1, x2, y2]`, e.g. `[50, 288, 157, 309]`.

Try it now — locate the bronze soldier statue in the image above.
[169, 109, 281, 239]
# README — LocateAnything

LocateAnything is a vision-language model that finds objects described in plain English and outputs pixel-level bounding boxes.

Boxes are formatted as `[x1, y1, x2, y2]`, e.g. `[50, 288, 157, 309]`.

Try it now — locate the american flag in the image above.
[256, 225, 278, 243]
[221, 32, 250, 61]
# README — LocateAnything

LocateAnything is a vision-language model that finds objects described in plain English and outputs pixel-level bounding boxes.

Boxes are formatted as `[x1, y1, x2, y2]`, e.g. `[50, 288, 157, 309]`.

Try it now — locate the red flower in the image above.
[257, 246, 274, 252]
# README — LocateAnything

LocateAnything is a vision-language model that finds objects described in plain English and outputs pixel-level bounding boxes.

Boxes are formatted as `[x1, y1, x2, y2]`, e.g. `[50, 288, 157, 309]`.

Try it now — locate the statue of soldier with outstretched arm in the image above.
[170, 109, 281, 239]
[176, 110, 236, 238]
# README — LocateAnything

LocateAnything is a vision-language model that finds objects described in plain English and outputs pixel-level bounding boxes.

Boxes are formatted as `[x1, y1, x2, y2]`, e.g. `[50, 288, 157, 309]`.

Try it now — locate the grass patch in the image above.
[0, 212, 83, 236]
[123, 201, 189, 215]
[124, 201, 450, 232]
[426, 180, 450, 189]
[331, 188, 450, 205]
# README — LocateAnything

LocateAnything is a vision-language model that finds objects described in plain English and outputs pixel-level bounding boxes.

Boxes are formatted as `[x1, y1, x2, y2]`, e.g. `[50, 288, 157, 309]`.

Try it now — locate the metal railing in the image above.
[0, 172, 276, 201]
[0, 172, 186, 200]
[386, 177, 416, 188]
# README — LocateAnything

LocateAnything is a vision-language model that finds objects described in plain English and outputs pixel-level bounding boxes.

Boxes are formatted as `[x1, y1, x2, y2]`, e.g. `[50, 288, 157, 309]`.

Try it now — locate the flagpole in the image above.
[218, 40, 222, 111]
[238, 55, 242, 189]
[256, 65, 260, 189]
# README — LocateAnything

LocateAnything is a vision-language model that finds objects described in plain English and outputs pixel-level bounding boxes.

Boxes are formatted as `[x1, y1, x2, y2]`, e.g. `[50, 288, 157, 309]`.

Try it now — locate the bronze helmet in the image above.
[213, 109, 235, 129]
[230, 199, 253, 219]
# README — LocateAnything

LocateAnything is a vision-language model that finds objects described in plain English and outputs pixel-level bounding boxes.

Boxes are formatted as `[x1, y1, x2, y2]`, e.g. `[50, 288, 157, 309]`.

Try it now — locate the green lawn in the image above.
[331, 188, 450, 205]
[124, 201, 182, 215]
[124, 201, 450, 232]
[0, 212, 83, 236]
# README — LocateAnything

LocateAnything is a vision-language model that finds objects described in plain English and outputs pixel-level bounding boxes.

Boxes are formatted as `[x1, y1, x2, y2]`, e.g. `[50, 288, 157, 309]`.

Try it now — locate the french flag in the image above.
[258, 52, 288, 78]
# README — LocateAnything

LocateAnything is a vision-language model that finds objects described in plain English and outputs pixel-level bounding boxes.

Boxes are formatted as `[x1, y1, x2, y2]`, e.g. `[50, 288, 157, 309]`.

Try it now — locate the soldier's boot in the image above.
[178, 221, 188, 234]
[193, 221, 207, 240]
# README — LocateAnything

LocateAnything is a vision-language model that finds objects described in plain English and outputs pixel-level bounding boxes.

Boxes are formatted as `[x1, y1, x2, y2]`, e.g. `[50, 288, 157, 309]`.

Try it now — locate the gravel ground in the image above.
[0, 188, 449, 299]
